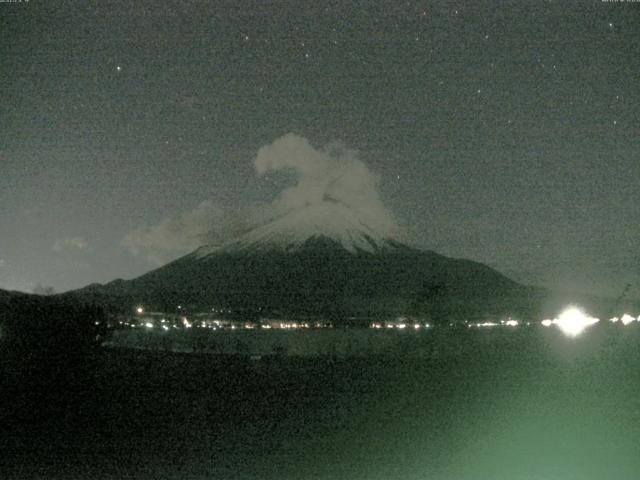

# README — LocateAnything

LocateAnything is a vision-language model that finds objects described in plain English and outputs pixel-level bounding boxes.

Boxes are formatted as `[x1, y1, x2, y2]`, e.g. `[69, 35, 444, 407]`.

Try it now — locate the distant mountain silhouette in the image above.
[69, 203, 568, 323]
[0, 288, 28, 306]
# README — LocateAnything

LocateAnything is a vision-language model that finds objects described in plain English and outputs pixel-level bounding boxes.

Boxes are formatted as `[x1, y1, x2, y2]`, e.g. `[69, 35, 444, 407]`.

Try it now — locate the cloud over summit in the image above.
[255, 133, 397, 236]
[122, 200, 259, 265]
[123, 134, 398, 264]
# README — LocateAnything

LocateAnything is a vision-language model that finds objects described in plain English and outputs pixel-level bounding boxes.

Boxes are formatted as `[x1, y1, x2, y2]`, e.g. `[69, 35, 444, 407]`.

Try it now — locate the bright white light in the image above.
[541, 319, 553, 327]
[610, 317, 619, 323]
[621, 314, 636, 326]
[145, 322, 153, 328]
[397, 323, 406, 329]
[162, 325, 169, 331]
[136, 307, 144, 314]
[553, 307, 599, 337]
[477, 322, 497, 328]
[505, 320, 518, 327]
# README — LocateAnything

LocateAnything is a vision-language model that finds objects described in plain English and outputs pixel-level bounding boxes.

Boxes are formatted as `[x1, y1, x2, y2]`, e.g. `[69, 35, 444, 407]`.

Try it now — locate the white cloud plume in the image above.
[53, 237, 89, 252]
[121, 200, 266, 265]
[255, 133, 397, 236]
[123, 134, 397, 264]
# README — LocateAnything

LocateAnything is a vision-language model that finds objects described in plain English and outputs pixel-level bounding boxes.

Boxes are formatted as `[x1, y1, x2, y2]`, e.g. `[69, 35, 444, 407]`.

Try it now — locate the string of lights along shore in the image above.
[122, 304, 637, 338]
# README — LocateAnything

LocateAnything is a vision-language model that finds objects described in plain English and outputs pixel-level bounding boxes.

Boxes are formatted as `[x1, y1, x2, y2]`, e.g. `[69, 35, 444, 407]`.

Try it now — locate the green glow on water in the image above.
[4, 322, 640, 479]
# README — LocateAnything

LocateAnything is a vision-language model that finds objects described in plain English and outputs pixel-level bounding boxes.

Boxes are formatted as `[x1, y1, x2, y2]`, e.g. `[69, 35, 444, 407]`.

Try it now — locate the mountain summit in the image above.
[196, 203, 400, 257]
[71, 203, 548, 323]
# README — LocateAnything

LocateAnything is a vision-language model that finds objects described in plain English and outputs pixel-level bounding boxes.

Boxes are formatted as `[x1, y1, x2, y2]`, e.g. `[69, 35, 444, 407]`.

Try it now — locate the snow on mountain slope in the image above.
[195, 202, 400, 258]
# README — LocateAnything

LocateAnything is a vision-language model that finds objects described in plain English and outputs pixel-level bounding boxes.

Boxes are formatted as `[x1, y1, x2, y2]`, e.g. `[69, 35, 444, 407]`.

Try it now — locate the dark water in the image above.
[2, 325, 640, 479]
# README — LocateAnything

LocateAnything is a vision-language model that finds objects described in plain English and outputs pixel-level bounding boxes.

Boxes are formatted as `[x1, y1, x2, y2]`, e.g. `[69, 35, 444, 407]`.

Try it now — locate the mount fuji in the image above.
[195, 203, 400, 257]
[71, 203, 548, 322]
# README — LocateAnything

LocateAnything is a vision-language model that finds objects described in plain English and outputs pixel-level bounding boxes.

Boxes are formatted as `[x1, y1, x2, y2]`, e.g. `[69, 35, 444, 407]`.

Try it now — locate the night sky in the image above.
[1, 0, 638, 297]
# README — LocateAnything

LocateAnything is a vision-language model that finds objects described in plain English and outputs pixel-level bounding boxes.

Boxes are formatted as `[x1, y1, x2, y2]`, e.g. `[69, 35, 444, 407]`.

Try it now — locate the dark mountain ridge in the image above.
[64, 204, 630, 323]
[71, 235, 546, 322]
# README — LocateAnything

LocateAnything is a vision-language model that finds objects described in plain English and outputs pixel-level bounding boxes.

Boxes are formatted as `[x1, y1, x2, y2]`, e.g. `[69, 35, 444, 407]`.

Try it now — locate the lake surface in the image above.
[2, 325, 640, 479]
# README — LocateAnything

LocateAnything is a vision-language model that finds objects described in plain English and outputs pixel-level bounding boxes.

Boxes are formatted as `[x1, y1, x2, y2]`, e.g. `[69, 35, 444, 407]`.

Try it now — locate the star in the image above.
[116, 65, 122, 72]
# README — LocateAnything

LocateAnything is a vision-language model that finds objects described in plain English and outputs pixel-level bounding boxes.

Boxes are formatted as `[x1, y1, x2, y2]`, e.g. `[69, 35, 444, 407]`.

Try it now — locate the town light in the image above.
[553, 306, 599, 337]
[620, 314, 636, 326]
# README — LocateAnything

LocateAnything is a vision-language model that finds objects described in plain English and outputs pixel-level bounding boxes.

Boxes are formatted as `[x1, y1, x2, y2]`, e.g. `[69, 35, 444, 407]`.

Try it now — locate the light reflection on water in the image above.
[6, 319, 640, 480]
[161, 329, 638, 478]
[313, 327, 640, 480]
